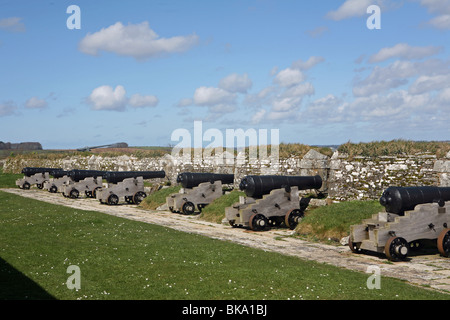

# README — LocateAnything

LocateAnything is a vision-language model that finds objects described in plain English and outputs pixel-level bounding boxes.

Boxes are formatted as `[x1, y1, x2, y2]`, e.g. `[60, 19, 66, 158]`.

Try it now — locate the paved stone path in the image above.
[2, 188, 450, 295]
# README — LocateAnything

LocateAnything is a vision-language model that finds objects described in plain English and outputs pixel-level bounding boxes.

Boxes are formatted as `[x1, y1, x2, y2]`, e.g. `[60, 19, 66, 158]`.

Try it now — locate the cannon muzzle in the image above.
[239, 175, 322, 198]
[176, 172, 234, 188]
[380, 186, 450, 215]
[104, 170, 166, 184]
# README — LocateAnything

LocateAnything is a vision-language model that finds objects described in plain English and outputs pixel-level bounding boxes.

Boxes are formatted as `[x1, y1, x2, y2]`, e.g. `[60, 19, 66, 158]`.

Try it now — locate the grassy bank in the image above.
[199, 190, 245, 224]
[295, 200, 383, 243]
[0, 190, 447, 300]
[140, 185, 181, 210]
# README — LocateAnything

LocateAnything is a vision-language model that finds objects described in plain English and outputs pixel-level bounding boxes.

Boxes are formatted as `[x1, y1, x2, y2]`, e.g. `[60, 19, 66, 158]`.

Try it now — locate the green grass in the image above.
[199, 190, 245, 224]
[140, 185, 181, 210]
[0, 190, 448, 300]
[296, 200, 383, 243]
[0, 167, 22, 188]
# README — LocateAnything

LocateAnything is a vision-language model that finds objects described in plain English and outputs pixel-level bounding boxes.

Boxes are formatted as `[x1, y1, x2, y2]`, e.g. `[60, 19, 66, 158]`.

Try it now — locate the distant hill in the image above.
[0, 141, 42, 150]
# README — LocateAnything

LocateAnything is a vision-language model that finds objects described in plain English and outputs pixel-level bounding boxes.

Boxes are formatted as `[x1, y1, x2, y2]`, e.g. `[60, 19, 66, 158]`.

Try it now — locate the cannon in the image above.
[21, 167, 62, 177]
[349, 186, 450, 261]
[48, 169, 69, 178]
[43, 170, 72, 193]
[76, 142, 128, 152]
[239, 175, 322, 198]
[379, 186, 450, 215]
[103, 170, 165, 184]
[96, 170, 165, 205]
[176, 172, 234, 189]
[62, 170, 107, 198]
[16, 167, 62, 189]
[68, 170, 106, 182]
[226, 175, 323, 231]
[167, 172, 235, 214]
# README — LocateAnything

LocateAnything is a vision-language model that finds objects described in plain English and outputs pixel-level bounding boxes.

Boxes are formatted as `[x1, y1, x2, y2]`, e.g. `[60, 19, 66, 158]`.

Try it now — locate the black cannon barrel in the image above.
[379, 186, 450, 215]
[104, 170, 166, 184]
[239, 175, 322, 198]
[68, 170, 107, 182]
[176, 172, 235, 188]
[50, 169, 70, 179]
[21, 167, 63, 177]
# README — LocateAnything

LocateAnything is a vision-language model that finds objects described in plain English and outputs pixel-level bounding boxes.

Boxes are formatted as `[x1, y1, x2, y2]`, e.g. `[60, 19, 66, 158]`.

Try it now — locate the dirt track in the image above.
[2, 187, 450, 294]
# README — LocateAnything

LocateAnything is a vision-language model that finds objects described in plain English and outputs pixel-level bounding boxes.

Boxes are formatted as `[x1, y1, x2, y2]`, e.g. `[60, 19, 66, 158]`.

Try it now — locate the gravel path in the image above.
[2, 187, 450, 294]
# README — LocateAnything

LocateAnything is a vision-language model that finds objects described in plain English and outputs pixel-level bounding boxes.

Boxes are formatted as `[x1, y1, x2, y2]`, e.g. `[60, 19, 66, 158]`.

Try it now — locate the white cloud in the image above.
[326, 0, 373, 21]
[353, 59, 450, 97]
[282, 82, 315, 98]
[349, 91, 431, 120]
[304, 90, 439, 128]
[218, 73, 252, 93]
[274, 68, 305, 87]
[193, 86, 237, 106]
[0, 17, 25, 33]
[251, 109, 266, 124]
[177, 98, 193, 107]
[271, 97, 302, 112]
[244, 86, 277, 108]
[180, 56, 320, 123]
[129, 94, 158, 108]
[369, 43, 442, 63]
[208, 104, 236, 114]
[409, 74, 450, 94]
[88, 85, 127, 111]
[25, 97, 48, 109]
[303, 54, 450, 138]
[291, 56, 325, 70]
[420, 0, 450, 29]
[438, 87, 450, 102]
[353, 74, 408, 97]
[87, 85, 159, 111]
[178, 76, 246, 121]
[428, 14, 450, 29]
[0, 101, 17, 117]
[79, 21, 199, 60]
[302, 94, 346, 123]
[420, 0, 450, 14]
[241, 57, 321, 123]
[266, 82, 315, 121]
[266, 110, 293, 121]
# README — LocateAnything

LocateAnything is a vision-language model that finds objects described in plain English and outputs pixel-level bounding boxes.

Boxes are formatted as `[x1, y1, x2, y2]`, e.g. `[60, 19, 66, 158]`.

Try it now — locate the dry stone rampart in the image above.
[3, 150, 450, 200]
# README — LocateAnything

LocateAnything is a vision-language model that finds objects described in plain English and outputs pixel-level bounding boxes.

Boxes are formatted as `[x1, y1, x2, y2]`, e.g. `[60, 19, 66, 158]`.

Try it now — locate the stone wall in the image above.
[3, 149, 450, 200]
[328, 152, 442, 200]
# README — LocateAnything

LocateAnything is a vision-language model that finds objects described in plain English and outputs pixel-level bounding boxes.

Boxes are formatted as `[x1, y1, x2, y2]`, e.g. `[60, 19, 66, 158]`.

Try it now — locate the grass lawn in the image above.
[0, 167, 22, 188]
[0, 190, 448, 300]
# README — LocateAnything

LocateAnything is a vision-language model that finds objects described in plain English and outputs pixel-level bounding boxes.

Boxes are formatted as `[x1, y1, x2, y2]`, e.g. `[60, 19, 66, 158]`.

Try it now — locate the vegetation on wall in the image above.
[2, 140, 448, 162]
[338, 140, 450, 158]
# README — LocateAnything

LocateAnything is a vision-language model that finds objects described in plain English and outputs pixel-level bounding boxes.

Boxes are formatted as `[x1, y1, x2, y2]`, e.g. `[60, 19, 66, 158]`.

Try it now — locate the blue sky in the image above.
[0, 0, 449, 149]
